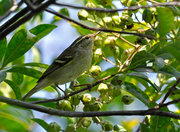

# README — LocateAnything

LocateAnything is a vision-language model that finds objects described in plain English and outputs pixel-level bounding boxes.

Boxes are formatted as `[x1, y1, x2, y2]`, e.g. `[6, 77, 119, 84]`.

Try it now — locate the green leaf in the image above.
[129, 51, 155, 70]
[127, 72, 160, 91]
[52, 8, 69, 23]
[0, 70, 6, 83]
[4, 79, 21, 99]
[71, 23, 93, 35]
[7, 66, 42, 79]
[0, 105, 33, 132]
[2, 25, 56, 67]
[122, 82, 151, 107]
[159, 66, 180, 78]
[2, 29, 35, 67]
[59, 8, 69, 17]
[0, 38, 6, 63]
[116, 35, 137, 49]
[140, 123, 151, 132]
[150, 108, 175, 132]
[12, 73, 24, 85]
[165, 38, 180, 63]
[157, 8, 174, 37]
[29, 24, 57, 41]
[99, 67, 118, 78]
[32, 118, 48, 131]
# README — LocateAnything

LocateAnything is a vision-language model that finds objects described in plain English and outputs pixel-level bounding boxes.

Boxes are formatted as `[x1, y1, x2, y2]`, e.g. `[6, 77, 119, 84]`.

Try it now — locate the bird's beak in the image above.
[91, 31, 101, 37]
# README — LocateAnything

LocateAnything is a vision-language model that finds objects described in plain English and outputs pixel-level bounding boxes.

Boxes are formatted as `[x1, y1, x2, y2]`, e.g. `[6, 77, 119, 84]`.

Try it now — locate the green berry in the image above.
[111, 74, 126, 86]
[111, 86, 121, 97]
[89, 101, 103, 111]
[47, 122, 61, 132]
[80, 117, 92, 128]
[112, 15, 121, 25]
[82, 93, 92, 104]
[122, 95, 134, 105]
[90, 65, 102, 76]
[121, 0, 128, 6]
[56, 100, 73, 111]
[102, 121, 113, 131]
[69, 95, 80, 106]
[78, 9, 89, 20]
[103, 17, 113, 27]
[142, 8, 153, 23]
[94, 36, 103, 48]
[86, 2, 96, 8]
[98, 83, 109, 94]
[94, 48, 103, 60]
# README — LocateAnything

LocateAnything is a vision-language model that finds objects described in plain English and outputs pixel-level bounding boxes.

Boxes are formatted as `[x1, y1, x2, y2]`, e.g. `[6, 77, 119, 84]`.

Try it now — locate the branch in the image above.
[0, 0, 54, 40]
[158, 98, 180, 109]
[45, 8, 156, 39]
[0, 96, 179, 119]
[160, 77, 180, 104]
[31, 73, 116, 104]
[54, 2, 180, 12]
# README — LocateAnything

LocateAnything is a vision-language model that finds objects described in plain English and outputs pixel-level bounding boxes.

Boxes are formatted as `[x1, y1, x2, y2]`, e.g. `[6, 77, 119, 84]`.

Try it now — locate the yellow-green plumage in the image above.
[22, 32, 100, 101]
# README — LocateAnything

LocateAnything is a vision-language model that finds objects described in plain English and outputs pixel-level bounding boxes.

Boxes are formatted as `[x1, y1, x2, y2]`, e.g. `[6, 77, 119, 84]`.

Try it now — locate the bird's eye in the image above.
[85, 36, 89, 39]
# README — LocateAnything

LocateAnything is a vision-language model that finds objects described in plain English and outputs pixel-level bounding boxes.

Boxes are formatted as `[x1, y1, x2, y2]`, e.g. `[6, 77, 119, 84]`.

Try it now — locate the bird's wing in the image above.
[37, 35, 85, 83]
[37, 48, 74, 83]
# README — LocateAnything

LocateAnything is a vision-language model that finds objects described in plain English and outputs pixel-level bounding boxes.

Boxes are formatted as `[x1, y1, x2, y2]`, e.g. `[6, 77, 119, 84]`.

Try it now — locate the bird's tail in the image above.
[21, 85, 42, 101]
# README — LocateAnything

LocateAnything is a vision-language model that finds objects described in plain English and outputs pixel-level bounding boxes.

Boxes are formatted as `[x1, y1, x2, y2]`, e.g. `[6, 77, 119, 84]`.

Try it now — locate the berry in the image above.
[90, 65, 102, 76]
[98, 83, 109, 94]
[80, 117, 92, 128]
[56, 100, 73, 111]
[111, 74, 126, 86]
[78, 10, 89, 20]
[81, 93, 92, 104]
[143, 8, 153, 23]
[122, 95, 134, 105]
[102, 121, 113, 131]
[47, 122, 61, 132]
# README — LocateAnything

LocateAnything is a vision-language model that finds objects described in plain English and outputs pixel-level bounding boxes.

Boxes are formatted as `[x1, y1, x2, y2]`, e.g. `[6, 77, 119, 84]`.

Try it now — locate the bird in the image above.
[22, 32, 100, 101]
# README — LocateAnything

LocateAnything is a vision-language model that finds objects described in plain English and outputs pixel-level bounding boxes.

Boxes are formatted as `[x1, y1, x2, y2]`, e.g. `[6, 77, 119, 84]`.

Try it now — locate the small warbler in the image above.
[22, 32, 100, 101]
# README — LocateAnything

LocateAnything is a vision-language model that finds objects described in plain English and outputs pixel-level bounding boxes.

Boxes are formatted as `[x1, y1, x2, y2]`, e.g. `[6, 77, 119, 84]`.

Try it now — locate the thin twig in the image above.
[0, 0, 55, 40]
[45, 8, 156, 39]
[102, 56, 118, 67]
[157, 98, 180, 109]
[160, 77, 180, 104]
[113, 33, 137, 47]
[54, 2, 180, 12]
[0, 96, 180, 119]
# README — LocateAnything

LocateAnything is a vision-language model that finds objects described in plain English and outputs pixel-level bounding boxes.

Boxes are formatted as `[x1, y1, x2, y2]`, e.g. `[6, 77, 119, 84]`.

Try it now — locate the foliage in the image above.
[0, 0, 180, 132]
